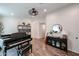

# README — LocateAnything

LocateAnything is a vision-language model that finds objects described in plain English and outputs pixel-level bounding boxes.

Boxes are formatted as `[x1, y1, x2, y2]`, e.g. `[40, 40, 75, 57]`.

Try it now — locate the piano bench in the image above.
[18, 44, 32, 56]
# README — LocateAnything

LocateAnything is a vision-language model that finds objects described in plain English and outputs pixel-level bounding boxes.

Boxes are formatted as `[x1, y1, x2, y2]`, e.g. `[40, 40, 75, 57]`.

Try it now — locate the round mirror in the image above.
[52, 24, 62, 33]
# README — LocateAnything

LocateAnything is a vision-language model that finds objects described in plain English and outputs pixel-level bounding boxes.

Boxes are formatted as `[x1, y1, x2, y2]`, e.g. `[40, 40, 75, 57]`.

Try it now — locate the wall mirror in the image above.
[52, 24, 62, 33]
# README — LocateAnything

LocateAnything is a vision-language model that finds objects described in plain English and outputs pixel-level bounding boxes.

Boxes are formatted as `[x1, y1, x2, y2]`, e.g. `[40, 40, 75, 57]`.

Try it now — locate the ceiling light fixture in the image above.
[10, 12, 14, 16]
[32, 16, 35, 17]
[43, 9, 47, 12]
[29, 8, 38, 16]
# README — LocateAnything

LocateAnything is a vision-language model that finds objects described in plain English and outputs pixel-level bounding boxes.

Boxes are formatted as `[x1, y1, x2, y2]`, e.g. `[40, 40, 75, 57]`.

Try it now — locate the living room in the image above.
[0, 3, 79, 56]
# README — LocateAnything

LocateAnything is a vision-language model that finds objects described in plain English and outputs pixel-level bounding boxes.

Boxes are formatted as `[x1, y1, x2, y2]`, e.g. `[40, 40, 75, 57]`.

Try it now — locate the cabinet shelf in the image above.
[17, 24, 31, 35]
[46, 36, 67, 51]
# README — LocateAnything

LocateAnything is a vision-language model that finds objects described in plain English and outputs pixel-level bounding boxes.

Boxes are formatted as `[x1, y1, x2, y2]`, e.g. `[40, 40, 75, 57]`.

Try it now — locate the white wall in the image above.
[1, 17, 19, 34]
[1, 17, 32, 34]
[46, 4, 79, 53]
[0, 16, 45, 39]
[31, 20, 46, 39]
[31, 21, 40, 38]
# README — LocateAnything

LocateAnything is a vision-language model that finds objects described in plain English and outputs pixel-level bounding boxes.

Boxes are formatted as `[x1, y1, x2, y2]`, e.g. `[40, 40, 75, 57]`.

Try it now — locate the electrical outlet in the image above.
[76, 37, 78, 39]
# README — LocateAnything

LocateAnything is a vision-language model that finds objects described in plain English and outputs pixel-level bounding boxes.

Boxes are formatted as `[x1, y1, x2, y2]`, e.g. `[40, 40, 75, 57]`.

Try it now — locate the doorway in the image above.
[39, 23, 46, 39]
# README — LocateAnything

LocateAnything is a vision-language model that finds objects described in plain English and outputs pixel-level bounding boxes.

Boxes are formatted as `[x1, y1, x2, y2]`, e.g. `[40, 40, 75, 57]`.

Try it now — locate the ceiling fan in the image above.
[29, 8, 38, 16]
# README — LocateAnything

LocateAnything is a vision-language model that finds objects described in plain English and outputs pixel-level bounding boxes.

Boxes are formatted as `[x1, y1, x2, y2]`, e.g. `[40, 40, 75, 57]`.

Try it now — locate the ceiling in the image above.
[0, 3, 74, 19]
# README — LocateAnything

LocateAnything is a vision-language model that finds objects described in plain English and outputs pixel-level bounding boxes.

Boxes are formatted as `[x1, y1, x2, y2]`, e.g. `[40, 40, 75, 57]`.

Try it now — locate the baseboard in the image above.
[68, 49, 79, 54]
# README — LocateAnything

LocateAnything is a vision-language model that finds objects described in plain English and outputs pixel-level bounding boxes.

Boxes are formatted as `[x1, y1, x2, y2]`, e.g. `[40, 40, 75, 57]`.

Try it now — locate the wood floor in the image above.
[27, 38, 79, 56]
